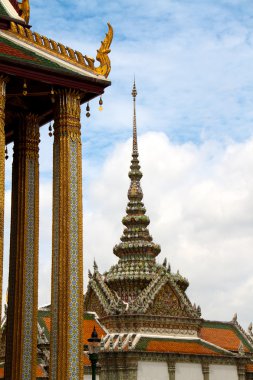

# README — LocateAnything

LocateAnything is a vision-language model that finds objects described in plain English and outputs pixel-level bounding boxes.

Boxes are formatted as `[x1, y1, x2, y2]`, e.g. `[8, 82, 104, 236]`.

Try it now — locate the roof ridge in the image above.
[6, 20, 113, 78]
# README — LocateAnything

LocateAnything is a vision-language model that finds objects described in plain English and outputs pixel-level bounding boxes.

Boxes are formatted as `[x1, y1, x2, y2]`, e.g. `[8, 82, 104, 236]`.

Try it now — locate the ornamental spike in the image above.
[132, 79, 138, 155]
[112, 81, 161, 261]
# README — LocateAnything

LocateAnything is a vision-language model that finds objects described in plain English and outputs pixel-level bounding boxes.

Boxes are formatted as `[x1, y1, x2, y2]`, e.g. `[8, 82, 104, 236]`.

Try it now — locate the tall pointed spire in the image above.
[113, 81, 160, 261]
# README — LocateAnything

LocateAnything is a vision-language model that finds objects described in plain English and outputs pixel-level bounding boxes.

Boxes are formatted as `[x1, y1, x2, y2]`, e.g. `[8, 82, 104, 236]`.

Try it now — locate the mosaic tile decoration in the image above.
[22, 159, 35, 380]
[51, 141, 60, 380]
[68, 140, 80, 379]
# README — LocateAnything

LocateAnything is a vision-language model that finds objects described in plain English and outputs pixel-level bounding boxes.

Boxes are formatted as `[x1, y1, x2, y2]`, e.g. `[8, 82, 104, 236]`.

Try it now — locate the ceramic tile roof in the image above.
[200, 321, 252, 352]
[135, 337, 232, 356]
[0, 3, 8, 17]
[0, 35, 81, 76]
[38, 309, 106, 345]
[246, 364, 253, 373]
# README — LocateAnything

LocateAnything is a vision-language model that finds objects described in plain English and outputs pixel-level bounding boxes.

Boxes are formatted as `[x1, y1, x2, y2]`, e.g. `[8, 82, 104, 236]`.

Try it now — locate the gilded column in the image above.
[0, 76, 7, 321]
[5, 113, 40, 380]
[50, 89, 83, 380]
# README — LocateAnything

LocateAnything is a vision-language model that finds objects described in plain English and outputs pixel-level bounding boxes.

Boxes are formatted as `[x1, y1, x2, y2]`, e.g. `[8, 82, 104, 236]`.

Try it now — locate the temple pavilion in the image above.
[2, 83, 252, 379]
[0, 0, 113, 379]
[82, 84, 253, 380]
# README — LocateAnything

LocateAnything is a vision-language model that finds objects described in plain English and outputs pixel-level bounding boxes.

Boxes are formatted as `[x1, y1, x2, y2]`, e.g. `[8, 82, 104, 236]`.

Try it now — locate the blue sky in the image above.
[4, 0, 253, 327]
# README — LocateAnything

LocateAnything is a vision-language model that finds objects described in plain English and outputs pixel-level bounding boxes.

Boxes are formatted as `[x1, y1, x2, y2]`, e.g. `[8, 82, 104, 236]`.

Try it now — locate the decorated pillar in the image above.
[50, 89, 83, 380]
[5, 113, 40, 380]
[238, 364, 246, 380]
[202, 363, 209, 380]
[0, 75, 7, 320]
[168, 362, 175, 380]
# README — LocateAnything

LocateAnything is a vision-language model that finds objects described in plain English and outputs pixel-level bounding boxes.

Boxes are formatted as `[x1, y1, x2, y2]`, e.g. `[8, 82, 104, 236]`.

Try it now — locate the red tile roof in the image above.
[146, 339, 223, 355]
[246, 364, 253, 373]
[200, 322, 251, 352]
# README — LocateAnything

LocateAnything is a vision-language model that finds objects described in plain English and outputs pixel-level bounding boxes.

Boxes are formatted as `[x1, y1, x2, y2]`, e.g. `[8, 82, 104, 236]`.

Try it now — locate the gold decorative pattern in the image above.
[0, 76, 7, 332]
[5, 113, 39, 380]
[50, 89, 83, 380]
[18, 0, 30, 24]
[8, 21, 113, 78]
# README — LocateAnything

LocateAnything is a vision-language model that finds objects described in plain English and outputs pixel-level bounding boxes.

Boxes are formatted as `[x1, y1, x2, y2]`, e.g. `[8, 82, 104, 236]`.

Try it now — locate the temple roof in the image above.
[134, 336, 235, 356]
[84, 85, 200, 331]
[0, 18, 113, 81]
[0, 0, 113, 142]
[0, 0, 113, 81]
[0, 0, 24, 23]
[200, 320, 253, 353]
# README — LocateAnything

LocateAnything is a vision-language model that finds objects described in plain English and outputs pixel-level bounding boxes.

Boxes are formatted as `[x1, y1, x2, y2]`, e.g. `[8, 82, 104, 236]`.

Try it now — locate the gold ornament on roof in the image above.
[18, 0, 30, 24]
[8, 21, 113, 78]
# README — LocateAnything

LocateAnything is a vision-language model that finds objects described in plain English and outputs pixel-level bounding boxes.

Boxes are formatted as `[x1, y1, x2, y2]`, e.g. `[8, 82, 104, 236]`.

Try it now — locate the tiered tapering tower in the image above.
[84, 83, 253, 380]
[85, 82, 201, 335]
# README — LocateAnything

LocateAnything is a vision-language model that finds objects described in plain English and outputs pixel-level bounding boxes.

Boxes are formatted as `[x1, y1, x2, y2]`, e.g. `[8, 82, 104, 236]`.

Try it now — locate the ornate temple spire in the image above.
[113, 82, 160, 261]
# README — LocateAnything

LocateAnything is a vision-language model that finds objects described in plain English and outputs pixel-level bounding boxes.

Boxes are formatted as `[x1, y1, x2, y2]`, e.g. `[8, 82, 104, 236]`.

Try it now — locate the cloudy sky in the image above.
[4, 0, 253, 328]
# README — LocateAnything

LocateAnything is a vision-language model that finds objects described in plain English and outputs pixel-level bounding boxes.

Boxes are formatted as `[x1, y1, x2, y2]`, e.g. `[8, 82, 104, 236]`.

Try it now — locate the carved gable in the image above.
[146, 282, 189, 317]
[84, 288, 107, 318]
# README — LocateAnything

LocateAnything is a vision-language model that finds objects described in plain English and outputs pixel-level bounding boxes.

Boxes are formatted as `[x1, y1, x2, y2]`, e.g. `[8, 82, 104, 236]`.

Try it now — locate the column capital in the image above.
[202, 362, 209, 374]
[167, 361, 175, 372]
[13, 113, 40, 158]
[54, 89, 81, 140]
[237, 364, 246, 376]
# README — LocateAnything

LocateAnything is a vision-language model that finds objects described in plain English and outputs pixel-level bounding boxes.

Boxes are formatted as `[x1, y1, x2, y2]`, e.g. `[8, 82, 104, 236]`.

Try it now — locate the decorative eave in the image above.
[3, 21, 113, 79]
[0, 0, 24, 24]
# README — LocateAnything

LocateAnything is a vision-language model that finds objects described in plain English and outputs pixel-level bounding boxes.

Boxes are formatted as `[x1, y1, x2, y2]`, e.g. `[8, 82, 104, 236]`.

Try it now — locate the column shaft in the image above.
[5, 114, 40, 380]
[168, 362, 175, 380]
[0, 76, 7, 321]
[50, 89, 83, 380]
[202, 363, 209, 380]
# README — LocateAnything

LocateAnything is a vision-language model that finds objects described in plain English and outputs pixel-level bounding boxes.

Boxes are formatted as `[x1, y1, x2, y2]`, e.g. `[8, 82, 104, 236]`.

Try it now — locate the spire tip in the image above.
[132, 79, 137, 98]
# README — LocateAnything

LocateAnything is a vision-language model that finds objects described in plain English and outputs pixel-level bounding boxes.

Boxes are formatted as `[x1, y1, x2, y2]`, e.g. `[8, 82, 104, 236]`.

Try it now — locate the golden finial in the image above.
[18, 0, 30, 24]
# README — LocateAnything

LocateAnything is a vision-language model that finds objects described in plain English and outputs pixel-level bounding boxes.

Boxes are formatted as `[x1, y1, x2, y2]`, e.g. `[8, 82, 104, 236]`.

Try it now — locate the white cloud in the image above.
[84, 133, 253, 327]
[3, 130, 253, 328]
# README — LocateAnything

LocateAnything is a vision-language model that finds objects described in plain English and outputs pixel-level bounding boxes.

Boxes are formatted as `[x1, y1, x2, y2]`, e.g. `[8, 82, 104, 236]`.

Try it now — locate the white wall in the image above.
[138, 361, 169, 380]
[84, 376, 99, 380]
[209, 365, 238, 380]
[176, 363, 203, 380]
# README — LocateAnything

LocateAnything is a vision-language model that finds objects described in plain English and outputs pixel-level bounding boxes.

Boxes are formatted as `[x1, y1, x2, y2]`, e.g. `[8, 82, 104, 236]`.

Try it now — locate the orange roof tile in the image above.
[83, 319, 105, 345]
[200, 326, 249, 352]
[43, 317, 51, 332]
[146, 340, 222, 356]
[0, 365, 46, 378]
[41, 312, 106, 345]
[83, 353, 90, 366]
[246, 364, 253, 373]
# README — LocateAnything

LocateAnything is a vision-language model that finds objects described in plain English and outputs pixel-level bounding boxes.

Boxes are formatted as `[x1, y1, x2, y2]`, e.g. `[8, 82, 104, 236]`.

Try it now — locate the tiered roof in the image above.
[84, 84, 201, 334]
[84, 82, 253, 373]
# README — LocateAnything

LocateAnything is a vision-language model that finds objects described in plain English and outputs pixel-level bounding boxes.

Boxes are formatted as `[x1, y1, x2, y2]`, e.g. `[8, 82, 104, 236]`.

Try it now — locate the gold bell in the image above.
[23, 79, 27, 96]
[86, 102, 90, 118]
[99, 96, 103, 111]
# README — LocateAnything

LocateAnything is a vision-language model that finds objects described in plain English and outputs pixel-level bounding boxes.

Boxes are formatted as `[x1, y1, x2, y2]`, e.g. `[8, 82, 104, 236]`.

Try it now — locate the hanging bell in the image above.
[5, 146, 8, 160]
[99, 96, 103, 111]
[50, 87, 55, 104]
[86, 102, 90, 118]
[48, 123, 53, 137]
[23, 79, 27, 96]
